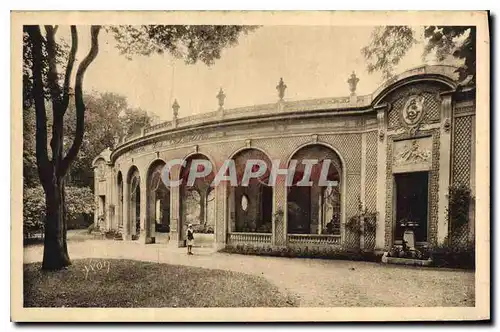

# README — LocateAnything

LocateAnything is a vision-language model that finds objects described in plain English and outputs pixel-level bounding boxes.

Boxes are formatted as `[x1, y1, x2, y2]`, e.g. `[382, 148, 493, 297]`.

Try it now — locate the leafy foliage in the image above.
[23, 91, 158, 189]
[65, 186, 95, 221]
[362, 26, 418, 80]
[23, 186, 46, 237]
[345, 197, 378, 236]
[63, 92, 157, 187]
[446, 183, 473, 227]
[424, 26, 476, 83]
[22, 27, 69, 109]
[428, 237, 475, 269]
[221, 244, 379, 262]
[107, 25, 259, 65]
[23, 108, 39, 188]
[345, 211, 377, 236]
[362, 26, 475, 82]
[23, 186, 95, 237]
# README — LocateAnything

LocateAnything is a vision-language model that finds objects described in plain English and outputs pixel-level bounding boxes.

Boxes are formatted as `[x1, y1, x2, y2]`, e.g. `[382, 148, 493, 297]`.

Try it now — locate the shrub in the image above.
[447, 184, 473, 227]
[429, 238, 475, 269]
[23, 186, 46, 239]
[23, 185, 95, 238]
[346, 215, 362, 235]
[104, 229, 122, 240]
[220, 244, 380, 262]
[387, 245, 431, 260]
[64, 186, 95, 222]
[191, 224, 215, 234]
[345, 198, 378, 239]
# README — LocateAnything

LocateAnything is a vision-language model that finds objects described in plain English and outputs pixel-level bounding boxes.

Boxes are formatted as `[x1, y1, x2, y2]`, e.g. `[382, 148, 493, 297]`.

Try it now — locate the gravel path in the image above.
[23, 240, 474, 307]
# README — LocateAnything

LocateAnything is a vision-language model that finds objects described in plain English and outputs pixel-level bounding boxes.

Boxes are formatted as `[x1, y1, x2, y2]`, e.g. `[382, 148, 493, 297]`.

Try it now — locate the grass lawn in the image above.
[24, 259, 297, 308]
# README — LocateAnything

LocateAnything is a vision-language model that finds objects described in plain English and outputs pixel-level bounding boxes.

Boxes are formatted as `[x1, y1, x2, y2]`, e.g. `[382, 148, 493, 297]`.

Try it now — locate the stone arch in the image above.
[227, 148, 273, 234]
[181, 150, 218, 175]
[285, 143, 345, 238]
[146, 159, 170, 243]
[126, 165, 141, 238]
[228, 145, 273, 162]
[179, 153, 216, 245]
[372, 72, 457, 107]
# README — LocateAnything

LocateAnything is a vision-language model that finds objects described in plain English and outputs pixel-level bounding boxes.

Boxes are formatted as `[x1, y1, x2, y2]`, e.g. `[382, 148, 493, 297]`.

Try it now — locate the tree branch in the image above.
[44, 25, 63, 109]
[61, 26, 78, 113]
[60, 25, 101, 176]
[45, 25, 66, 168]
[25, 25, 50, 187]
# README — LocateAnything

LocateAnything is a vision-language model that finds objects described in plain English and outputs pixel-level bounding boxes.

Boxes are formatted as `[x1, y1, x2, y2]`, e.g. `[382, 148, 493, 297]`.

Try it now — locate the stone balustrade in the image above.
[228, 232, 272, 245]
[287, 234, 341, 245]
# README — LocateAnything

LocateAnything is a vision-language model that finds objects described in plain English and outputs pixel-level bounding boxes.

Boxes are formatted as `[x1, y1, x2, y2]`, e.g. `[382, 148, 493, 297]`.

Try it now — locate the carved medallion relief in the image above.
[400, 95, 425, 133]
[385, 83, 443, 134]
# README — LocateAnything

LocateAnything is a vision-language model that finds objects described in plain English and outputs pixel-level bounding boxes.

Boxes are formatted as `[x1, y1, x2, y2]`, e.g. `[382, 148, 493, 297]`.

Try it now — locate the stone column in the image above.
[139, 173, 151, 243]
[93, 169, 98, 227]
[375, 104, 388, 250]
[272, 177, 287, 247]
[122, 178, 131, 240]
[168, 165, 181, 247]
[437, 92, 453, 244]
[229, 188, 235, 232]
[106, 167, 115, 231]
[214, 183, 227, 250]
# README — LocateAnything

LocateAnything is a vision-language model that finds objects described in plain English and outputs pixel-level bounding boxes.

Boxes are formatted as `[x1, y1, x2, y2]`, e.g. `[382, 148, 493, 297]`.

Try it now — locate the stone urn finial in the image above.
[276, 77, 287, 101]
[347, 71, 360, 95]
[217, 88, 226, 110]
[172, 99, 180, 119]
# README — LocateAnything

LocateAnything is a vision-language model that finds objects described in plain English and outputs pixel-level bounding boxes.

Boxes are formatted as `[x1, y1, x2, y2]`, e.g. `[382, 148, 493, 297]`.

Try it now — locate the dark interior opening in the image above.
[394, 171, 429, 243]
[135, 185, 141, 235]
[287, 186, 311, 234]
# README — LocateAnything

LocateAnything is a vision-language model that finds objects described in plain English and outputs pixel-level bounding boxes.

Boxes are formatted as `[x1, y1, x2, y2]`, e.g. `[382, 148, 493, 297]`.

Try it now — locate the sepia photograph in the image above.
[11, 10, 490, 322]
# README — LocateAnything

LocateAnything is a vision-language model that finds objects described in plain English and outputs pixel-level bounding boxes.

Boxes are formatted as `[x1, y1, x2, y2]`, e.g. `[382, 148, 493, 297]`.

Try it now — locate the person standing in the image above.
[186, 224, 195, 255]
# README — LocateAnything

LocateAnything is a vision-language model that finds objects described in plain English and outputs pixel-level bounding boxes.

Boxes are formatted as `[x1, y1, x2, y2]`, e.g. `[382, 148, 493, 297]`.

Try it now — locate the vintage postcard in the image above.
[11, 11, 490, 322]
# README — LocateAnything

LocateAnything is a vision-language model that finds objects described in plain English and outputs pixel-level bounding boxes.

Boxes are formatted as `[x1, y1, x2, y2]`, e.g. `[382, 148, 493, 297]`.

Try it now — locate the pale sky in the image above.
[60, 26, 457, 122]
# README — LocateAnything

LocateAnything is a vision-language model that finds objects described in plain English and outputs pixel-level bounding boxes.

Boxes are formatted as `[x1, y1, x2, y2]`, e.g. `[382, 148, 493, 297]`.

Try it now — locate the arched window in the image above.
[287, 145, 342, 235]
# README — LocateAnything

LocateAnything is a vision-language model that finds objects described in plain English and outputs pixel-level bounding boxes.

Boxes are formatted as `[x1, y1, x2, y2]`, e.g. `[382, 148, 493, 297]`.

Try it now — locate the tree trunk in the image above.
[42, 178, 71, 270]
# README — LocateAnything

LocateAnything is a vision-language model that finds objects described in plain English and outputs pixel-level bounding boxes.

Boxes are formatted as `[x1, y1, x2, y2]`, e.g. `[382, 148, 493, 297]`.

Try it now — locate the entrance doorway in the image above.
[98, 195, 106, 227]
[394, 172, 429, 243]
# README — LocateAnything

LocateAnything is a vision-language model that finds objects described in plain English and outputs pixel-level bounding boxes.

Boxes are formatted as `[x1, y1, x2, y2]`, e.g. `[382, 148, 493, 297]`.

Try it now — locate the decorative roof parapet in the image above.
[144, 120, 173, 134]
[113, 65, 462, 148]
